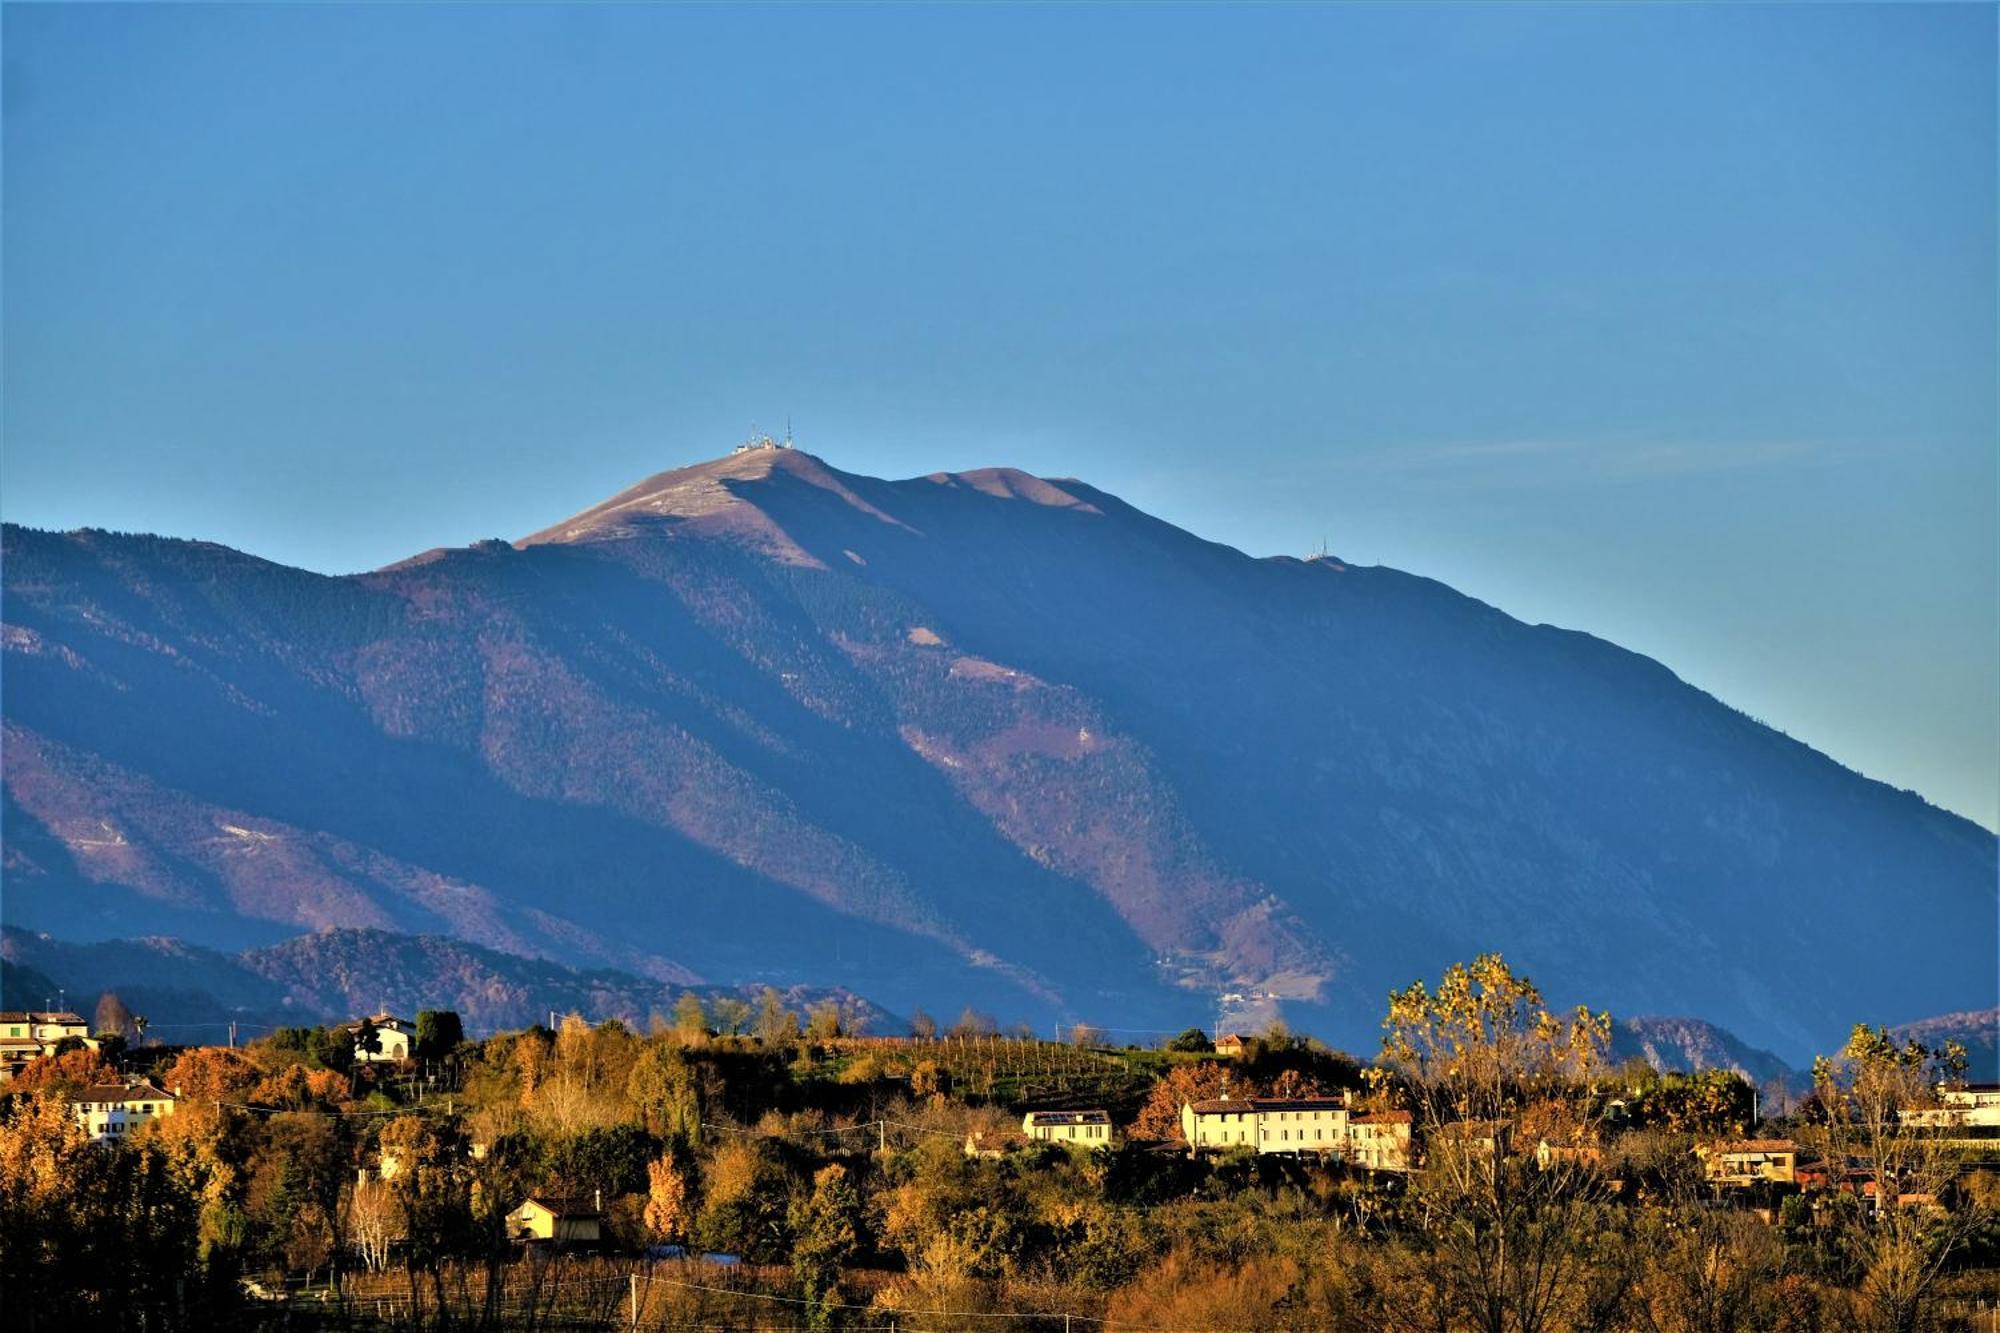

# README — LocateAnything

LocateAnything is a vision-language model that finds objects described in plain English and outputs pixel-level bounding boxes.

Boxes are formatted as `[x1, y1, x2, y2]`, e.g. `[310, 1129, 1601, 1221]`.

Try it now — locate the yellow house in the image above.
[0, 1010, 95, 1081]
[1180, 1094, 1363, 1159]
[1182, 1095, 1258, 1149]
[506, 1195, 604, 1245]
[1252, 1096, 1348, 1154]
[72, 1080, 178, 1145]
[1348, 1111, 1412, 1171]
[1022, 1109, 1116, 1147]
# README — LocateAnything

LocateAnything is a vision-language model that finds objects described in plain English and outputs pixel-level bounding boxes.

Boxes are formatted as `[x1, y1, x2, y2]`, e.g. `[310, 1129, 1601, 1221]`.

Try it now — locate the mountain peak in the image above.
[516, 445, 909, 564]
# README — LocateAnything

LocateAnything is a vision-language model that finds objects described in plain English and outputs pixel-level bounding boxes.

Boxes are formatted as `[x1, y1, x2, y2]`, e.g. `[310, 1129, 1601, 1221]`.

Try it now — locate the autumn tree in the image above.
[1378, 953, 1614, 1333]
[9, 1045, 116, 1097]
[165, 1046, 265, 1102]
[1130, 1061, 1244, 1142]
[806, 1000, 844, 1042]
[643, 1149, 694, 1244]
[948, 1008, 998, 1039]
[710, 995, 751, 1038]
[1799, 1024, 1979, 1333]
[0, 1091, 207, 1329]
[673, 992, 708, 1038]
[791, 1163, 865, 1323]
[695, 1139, 791, 1260]
[754, 988, 800, 1046]
[94, 991, 137, 1041]
[908, 1009, 938, 1041]
[378, 1114, 473, 1313]
[626, 1041, 704, 1142]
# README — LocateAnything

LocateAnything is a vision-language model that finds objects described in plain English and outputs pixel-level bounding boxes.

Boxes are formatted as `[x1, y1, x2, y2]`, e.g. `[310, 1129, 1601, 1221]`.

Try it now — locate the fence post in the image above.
[630, 1272, 639, 1328]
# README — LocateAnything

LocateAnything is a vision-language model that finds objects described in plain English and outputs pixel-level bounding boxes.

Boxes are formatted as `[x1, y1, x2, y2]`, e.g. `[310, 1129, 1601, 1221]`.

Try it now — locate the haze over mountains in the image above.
[3, 446, 1992, 1061]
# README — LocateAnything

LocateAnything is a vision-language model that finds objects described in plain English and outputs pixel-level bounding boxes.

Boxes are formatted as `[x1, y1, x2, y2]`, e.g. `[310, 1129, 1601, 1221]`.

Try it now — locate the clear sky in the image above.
[5, 3, 1994, 829]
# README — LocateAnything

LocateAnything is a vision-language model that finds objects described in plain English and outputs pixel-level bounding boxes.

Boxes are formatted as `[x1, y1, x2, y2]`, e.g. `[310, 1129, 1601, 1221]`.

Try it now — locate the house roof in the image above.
[74, 1081, 174, 1105]
[1186, 1094, 1348, 1115]
[517, 1195, 603, 1219]
[343, 1014, 413, 1031]
[1025, 1109, 1112, 1126]
[1712, 1138, 1799, 1155]
[1352, 1110, 1413, 1126]
[1215, 1033, 1250, 1045]
[0, 1011, 86, 1025]
[1186, 1098, 1251, 1114]
[1245, 1096, 1346, 1113]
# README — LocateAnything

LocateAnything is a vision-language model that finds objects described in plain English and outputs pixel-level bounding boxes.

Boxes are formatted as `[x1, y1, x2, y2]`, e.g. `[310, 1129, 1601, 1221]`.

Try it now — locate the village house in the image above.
[1347, 1110, 1413, 1171]
[1251, 1096, 1349, 1154]
[72, 1080, 178, 1145]
[1181, 1093, 1387, 1163]
[506, 1194, 604, 1246]
[1535, 1136, 1606, 1171]
[0, 1010, 94, 1080]
[1902, 1083, 2000, 1131]
[1698, 1138, 1804, 1188]
[1214, 1033, 1251, 1059]
[342, 1014, 416, 1064]
[1182, 1094, 1260, 1149]
[1022, 1109, 1117, 1147]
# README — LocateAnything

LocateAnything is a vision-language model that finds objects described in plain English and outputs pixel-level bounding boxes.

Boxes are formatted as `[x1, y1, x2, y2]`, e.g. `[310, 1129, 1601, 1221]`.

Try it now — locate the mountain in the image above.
[1612, 1016, 1799, 1091]
[1892, 1009, 2000, 1082]
[0, 926, 892, 1039]
[4, 446, 1993, 1060]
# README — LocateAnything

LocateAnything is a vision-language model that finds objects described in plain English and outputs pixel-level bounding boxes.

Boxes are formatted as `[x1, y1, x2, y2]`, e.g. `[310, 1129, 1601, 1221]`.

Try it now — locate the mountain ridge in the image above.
[4, 447, 1992, 1060]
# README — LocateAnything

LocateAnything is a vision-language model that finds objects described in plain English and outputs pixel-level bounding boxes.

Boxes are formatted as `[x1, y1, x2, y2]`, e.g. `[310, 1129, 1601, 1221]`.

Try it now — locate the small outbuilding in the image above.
[507, 1194, 604, 1246]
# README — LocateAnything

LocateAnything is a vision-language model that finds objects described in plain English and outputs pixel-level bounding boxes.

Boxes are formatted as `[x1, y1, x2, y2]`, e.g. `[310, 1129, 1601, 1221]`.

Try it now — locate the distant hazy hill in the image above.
[4, 448, 1992, 1059]
[1893, 1009, 2000, 1082]
[1613, 1016, 1799, 1089]
[0, 926, 890, 1038]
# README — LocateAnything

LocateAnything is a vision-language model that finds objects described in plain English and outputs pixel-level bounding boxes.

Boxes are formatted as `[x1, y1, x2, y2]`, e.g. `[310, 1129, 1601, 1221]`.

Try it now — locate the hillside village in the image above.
[3, 957, 1998, 1331]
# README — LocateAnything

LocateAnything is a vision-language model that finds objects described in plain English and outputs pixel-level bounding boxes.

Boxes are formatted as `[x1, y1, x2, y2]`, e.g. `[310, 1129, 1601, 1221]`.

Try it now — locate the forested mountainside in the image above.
[4, 447, 1992, 1059]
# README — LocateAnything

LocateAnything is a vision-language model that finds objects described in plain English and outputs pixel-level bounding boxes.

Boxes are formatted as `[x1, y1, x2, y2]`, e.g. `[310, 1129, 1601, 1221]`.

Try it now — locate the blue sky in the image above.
[5, 3, 1994, 829]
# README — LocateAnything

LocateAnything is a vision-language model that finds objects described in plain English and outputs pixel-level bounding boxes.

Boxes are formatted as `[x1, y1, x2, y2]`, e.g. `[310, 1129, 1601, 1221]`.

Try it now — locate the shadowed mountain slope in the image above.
[4, 448, 1992, 1059]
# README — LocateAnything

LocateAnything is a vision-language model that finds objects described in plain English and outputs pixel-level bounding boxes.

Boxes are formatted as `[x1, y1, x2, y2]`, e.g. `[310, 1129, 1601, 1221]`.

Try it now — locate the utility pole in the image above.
[229, 1020, 238, 1049]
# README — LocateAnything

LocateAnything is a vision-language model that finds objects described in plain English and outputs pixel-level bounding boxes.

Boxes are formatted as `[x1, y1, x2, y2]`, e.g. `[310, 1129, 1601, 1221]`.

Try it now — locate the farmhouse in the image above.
[1699, 1138, 1804, 1188]
[1022, 1109, 1116, 1147]
[342, 1014, 416, 1064]
[1251, 1096, 1349, 1152]
[1181, 1093, 1364, 1160]
[72, 1081, 178, 1145]
[0, 1010, 93, 1080]
[1347, 1110, 1413, 1171]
